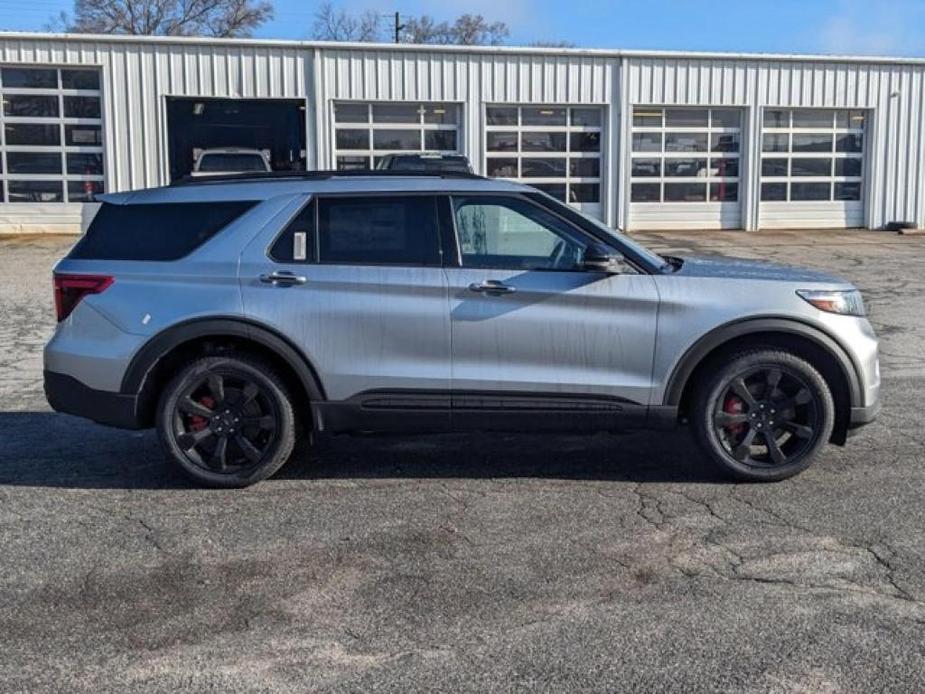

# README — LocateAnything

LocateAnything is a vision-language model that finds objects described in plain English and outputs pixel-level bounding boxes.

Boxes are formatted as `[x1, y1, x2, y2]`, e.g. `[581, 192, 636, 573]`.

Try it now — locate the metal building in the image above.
[1, 31, 924, 234]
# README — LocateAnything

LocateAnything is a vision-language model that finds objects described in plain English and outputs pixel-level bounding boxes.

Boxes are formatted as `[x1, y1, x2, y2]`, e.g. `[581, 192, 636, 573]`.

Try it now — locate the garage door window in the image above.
[333, 102, 460, 170]
[0, 66, 104, 203]
[484, 105, 603, 212]
[760, 109, 865, 202]
[630, 107, 741, 203]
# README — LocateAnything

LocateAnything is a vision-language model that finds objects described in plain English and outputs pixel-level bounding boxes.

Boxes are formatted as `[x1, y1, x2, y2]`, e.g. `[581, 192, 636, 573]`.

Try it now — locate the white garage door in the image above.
[759, 109, 866, 229]
[628, 107, 742, 230]
[332, 102, 460, 169]
[483, 105, 603, 220]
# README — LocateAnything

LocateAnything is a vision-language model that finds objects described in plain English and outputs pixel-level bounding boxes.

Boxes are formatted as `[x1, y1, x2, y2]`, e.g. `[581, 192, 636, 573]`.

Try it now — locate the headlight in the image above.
[797, 289, 866, 316]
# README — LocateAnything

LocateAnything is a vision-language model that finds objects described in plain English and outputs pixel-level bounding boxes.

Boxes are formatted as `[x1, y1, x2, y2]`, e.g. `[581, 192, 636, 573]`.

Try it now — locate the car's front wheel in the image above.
[691, 348, 835, 482]
[156, 355, 297, 487]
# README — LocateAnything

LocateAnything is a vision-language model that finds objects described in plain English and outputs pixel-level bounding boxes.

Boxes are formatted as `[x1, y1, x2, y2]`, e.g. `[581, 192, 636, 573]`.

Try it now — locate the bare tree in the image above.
[402, 15, 452, 44]
[55, 0, 273, 37]
[312, 1, 382, 42]
[449, 14, 508, 46]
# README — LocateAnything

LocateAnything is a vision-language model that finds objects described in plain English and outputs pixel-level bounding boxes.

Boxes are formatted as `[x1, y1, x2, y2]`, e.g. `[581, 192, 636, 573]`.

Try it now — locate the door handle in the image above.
[468, 280, 516, 296]
[259, 271, 307, 286]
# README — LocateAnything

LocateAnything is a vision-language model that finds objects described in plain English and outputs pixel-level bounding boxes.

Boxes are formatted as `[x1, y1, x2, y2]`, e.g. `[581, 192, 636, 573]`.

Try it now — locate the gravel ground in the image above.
[1, 230, 924, 693]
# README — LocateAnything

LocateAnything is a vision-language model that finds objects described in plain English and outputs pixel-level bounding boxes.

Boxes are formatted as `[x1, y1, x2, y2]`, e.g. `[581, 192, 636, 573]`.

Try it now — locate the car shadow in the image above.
[0, 411, 725, 490]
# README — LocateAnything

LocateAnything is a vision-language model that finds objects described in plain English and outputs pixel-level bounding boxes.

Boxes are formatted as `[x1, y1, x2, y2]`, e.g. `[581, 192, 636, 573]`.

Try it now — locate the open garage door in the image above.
[166, 97, 307, 181]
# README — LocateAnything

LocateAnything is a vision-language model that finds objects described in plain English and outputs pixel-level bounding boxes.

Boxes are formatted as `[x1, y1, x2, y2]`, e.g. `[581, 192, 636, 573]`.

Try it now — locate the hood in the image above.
[672, 255, 852, 285]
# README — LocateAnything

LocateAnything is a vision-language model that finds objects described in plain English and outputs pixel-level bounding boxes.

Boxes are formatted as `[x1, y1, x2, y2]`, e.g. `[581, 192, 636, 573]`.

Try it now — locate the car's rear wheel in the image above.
[156, 355, 297, 487]
[691, 348, 835, 482]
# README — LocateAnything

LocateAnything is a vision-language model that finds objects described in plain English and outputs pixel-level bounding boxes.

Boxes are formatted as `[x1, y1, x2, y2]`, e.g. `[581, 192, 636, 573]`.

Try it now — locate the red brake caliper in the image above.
[723, 394, 746, 435]
[188, 395, 215, 432]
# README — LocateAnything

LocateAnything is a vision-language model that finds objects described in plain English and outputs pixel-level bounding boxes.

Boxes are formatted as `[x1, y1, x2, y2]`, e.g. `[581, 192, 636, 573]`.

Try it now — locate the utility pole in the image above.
[394, 11, 404, 43]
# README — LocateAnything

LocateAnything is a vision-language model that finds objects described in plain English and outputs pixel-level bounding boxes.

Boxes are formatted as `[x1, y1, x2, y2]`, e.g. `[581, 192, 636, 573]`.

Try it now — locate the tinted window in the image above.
[270, 201, 316, 263]
[197, 153, 266, 172]
[61, 69, 100, 90]
[2, 67, 57, 88]
[317, 196, 440, 266]
[70, 201, 258, 261]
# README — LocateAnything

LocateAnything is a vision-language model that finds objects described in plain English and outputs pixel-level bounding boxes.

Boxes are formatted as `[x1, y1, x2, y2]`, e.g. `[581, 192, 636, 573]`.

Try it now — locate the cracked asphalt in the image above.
[1, 230, 924, 693]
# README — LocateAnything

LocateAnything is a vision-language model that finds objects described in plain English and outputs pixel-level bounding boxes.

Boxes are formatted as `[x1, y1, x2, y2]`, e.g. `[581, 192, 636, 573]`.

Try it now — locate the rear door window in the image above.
[69, 200, 258, 261]
[316, 196, 441, 266]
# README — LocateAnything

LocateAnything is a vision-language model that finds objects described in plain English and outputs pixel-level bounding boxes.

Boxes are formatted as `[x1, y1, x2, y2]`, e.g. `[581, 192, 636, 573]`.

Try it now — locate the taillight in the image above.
[53, 274, 114, 322]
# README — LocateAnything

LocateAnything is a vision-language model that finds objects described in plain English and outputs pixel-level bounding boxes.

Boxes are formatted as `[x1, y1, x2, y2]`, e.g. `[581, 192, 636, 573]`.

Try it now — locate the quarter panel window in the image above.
[270, 201, 316, 263]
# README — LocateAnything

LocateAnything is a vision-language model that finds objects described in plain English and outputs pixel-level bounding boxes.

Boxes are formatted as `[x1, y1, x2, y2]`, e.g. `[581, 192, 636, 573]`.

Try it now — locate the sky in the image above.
[1, 0, 925, 57]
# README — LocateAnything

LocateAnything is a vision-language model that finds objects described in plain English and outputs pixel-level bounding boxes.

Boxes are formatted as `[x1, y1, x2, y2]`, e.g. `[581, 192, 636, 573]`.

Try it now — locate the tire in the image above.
[691, 348, 835, 482]
[156, 354, 298, 488]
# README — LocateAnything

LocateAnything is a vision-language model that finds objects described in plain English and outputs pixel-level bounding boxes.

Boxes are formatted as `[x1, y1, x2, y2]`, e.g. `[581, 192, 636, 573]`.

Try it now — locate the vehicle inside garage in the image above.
[165, 97, 307, 181]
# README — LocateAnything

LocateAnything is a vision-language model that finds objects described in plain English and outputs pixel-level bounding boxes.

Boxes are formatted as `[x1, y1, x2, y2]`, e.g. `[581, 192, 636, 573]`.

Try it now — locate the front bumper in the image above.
[848, 398, 882, 431]
[44, 370, 144, 430]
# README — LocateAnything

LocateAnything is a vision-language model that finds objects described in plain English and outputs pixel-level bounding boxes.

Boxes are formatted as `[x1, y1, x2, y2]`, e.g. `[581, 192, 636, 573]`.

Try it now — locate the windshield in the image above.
[198, 153, 268, 173]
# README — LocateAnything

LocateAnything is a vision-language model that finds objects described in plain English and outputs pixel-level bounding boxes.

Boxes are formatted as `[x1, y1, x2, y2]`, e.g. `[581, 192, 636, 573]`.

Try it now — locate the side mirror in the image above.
[582, 243, 624, 273]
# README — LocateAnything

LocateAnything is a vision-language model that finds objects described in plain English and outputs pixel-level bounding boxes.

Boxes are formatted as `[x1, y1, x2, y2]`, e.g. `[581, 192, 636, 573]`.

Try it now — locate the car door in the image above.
[444, 194, 660, 428]
[239, 193, 451, 428]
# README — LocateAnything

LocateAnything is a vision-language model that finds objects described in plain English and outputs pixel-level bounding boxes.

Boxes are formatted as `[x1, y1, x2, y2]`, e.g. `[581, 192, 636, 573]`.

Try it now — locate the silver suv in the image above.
[44, 171, 880, 487]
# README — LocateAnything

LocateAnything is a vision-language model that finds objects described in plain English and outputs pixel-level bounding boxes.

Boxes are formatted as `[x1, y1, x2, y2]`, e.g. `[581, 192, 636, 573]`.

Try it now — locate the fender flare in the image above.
[120, 316, 326, 402]
[662, 317, 862, 407]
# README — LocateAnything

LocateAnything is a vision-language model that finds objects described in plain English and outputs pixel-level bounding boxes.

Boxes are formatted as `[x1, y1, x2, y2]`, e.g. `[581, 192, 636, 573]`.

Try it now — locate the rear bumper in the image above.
[44, 370, 144, 430]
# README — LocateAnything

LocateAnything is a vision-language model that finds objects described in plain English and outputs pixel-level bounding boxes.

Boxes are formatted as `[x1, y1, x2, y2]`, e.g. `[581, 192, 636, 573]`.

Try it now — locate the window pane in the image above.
[570, 131, 600, 152]
[533, 184, 567, 201]
[711, 157, 739, 178]
[571, 108, 601, 127]
[372, 103, 420, 123]
[7, 180, 62, 203]
[711, 109, 740, 128]
[7, 152, 61, 174]
[761, 182, 788, 201]
[336, 155, 369, 170]
[836, 110, 866, 129]
[834, 181, 862, 200]
[334, 103, 368, 123]
[453, 195, 586, 270]
[632, 132, 661, 152]
[835, 158, 863, 177]
[522, 107, 567, 126]
[631, 183, 661, 202]
[422, 104, 457, 124]
[791, 182, 831, 200]
[270, 201, 316, 263]
[836, 133, 863, 152]
[487, 107, 518, 125]
[793, 110, 833, 128]
[521, 131, 566, 152]
[65, 124, 102, 146]
[791, 158, 832, 177]
[762, 133, 789, 152]
[709, 182, 738, 202]
[318, 196, 440, 266]
[2, 67, 57, 88]
[762, 158, 789, 177]
[665, 132, 708, 152]
[67, 180, 104, 203]
[569, 183, 600, 203]
[70, 201, 257, 260]
[486, 158, 518, 177]
[373, 129, 420, 150]
[521, 158, 566, 178]
[631, 158, 661, 177]
[664, 182, 706, 202]
[765, 109, 789, 128]
[67, 152, 104, 175]
[665, 108, 708, 128]
[63, 96, 101, 118]
[424, 130, 456, 150]
[711, 132, 739, 153]
[335, 129, 369, 149]
[792, 133, 832, 152]
[665, 158, 708, 177]
[60, 69, 100, 90]
[632, 109, 662, 127]
[4, 123, 60, 146]
[569, 158, 600, 178]
[3, 94, 59, 117]
[486, 131, 518, 152]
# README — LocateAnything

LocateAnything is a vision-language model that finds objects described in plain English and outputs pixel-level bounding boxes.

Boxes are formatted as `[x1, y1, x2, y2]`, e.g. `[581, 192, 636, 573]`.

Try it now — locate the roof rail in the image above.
[171, 169, 486, 186]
